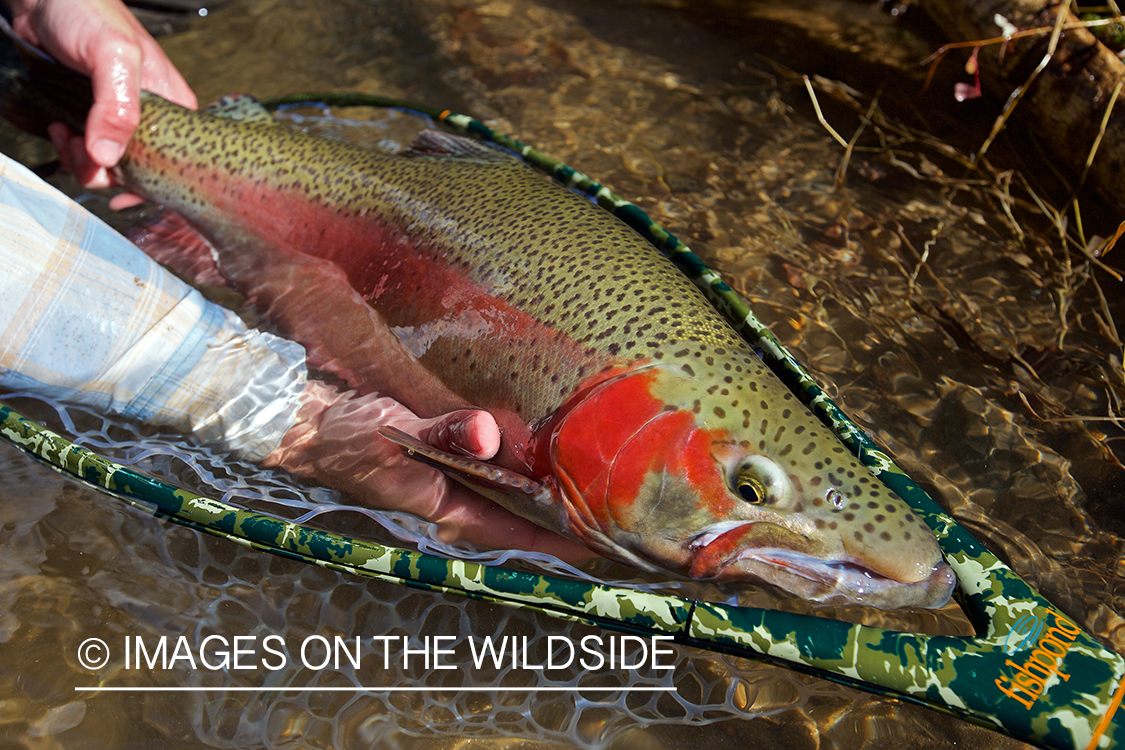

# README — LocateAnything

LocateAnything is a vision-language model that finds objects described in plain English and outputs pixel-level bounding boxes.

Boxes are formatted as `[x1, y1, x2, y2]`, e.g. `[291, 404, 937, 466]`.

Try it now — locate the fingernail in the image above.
[445, 415, 478, 457]
[90, 139, 125, 167]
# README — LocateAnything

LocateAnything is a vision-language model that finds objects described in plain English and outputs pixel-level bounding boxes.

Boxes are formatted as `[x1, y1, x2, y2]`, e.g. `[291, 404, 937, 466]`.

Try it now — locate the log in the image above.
[919, 0, 1125, 215]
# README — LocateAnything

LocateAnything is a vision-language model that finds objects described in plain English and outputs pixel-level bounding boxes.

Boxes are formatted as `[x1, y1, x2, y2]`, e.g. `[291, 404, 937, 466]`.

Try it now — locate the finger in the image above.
[49, 123, 113, 188]
[71, 138, 113, 187]
[8, 9, 43, 49]
[84, 38, 143, 168]
[415, 410, 500, 460]
[47, 122, 73, 171]
[108, 192, 147, 210]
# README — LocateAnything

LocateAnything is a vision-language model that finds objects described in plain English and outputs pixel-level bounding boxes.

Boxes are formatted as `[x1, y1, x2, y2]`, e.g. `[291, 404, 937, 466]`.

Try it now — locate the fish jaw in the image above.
[549, 365, 955, 609]
[687, 521, 956, 609]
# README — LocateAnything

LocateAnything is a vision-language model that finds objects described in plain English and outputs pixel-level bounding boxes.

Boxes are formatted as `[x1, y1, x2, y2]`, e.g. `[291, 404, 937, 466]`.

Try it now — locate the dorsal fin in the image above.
[405, 130, 517, 163]
[204, 93, 277, 125]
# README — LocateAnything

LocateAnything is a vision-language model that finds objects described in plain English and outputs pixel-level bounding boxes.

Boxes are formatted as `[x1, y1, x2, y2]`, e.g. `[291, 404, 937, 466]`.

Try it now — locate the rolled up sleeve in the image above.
[0, 153, 307, 461]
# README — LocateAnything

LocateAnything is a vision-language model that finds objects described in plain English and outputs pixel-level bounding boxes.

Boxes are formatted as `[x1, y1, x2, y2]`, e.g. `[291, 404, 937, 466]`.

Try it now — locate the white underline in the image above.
[75, 686, 676, 693]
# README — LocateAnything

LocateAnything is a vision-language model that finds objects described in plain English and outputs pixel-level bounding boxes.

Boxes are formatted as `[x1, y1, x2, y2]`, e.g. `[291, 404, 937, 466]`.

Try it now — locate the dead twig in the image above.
[908, 221, 946, 297]
[834, 93, 881, 190]
[1095, 219, 1125, 258]
[921, 11, 1125, 92]
[1074, 77, 1125, 204]
[803, 75, 849, 149]
[977, 0, 1073, 161]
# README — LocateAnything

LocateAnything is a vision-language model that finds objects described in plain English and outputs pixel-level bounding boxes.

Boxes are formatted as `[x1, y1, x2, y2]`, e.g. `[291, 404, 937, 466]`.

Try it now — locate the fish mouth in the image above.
[688, 523, 956, 610]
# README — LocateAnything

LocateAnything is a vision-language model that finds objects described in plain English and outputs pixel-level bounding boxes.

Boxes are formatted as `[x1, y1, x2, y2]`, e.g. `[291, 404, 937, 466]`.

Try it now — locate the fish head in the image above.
[549, 365, 955, 610]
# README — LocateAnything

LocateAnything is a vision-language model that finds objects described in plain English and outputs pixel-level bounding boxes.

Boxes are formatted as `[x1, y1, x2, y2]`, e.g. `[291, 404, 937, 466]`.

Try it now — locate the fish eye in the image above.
[735, 470, 767, 504]
[730, 456, 791, 506]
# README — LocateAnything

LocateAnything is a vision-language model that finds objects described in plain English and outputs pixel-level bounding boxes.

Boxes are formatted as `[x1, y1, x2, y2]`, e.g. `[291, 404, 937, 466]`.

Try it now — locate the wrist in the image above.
[263, 380, 346, 475]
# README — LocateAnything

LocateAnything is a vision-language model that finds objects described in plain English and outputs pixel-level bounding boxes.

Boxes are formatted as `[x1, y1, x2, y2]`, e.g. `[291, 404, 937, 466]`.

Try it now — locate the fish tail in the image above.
[0, 16, 92, 140]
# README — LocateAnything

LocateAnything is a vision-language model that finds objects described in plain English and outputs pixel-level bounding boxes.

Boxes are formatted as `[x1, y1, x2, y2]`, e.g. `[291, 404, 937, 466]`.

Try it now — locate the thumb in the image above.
[416, 410, 501, 460]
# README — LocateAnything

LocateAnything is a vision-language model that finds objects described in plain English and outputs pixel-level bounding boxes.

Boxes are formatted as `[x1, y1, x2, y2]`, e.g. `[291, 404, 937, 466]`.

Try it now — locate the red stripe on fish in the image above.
[134, 146, 615, 420]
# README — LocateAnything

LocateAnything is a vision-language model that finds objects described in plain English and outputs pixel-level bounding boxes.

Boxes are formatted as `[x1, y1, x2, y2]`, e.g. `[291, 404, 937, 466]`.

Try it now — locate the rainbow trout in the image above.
[115, 93, 953, 609]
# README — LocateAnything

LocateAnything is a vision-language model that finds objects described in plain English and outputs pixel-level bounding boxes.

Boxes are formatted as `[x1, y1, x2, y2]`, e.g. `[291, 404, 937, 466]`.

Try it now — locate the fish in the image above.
[17, 75, 957, 607]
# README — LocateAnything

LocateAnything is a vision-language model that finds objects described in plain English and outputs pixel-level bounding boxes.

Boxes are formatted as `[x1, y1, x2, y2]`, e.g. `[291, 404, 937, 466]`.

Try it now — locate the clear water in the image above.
[0, 0, 1121, 748]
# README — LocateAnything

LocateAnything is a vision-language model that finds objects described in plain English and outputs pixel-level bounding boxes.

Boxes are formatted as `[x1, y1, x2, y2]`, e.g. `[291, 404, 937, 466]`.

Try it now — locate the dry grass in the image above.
[780, 52, 1125, 463]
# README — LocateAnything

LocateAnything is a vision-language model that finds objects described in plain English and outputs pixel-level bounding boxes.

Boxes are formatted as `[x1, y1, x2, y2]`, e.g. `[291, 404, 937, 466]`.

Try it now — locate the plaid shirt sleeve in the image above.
[0, 153, 308, 461]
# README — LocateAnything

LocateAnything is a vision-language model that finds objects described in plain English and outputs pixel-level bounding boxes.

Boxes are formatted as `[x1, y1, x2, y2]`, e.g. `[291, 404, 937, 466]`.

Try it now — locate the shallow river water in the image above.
[1, 1, 1123, 748]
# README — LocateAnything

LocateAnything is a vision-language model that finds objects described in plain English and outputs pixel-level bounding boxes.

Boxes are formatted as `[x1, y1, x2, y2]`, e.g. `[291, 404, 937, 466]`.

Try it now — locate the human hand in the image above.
[7, 0, 197, 190]
[266, 382, 596, 563]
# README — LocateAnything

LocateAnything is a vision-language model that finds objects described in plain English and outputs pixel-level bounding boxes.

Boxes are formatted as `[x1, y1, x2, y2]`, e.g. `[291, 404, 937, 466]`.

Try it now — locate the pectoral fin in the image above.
[379, 426, 548, 501]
